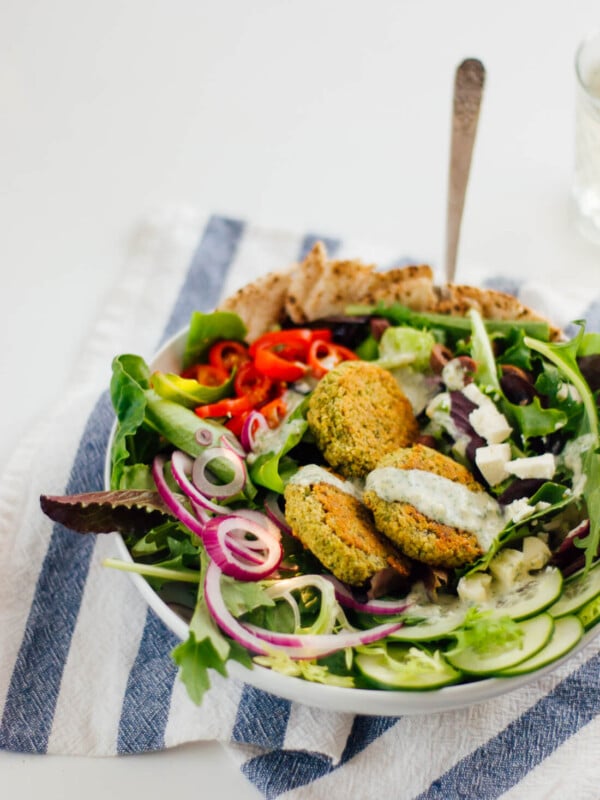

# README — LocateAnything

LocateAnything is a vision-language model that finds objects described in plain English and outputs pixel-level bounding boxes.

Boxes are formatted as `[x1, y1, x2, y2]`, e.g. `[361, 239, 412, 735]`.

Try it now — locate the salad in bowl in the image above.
[41, 243, 600, 712]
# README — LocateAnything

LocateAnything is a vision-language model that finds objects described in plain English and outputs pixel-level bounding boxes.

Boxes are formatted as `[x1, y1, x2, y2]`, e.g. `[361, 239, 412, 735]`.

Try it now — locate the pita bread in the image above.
[218, 242, 560, 340]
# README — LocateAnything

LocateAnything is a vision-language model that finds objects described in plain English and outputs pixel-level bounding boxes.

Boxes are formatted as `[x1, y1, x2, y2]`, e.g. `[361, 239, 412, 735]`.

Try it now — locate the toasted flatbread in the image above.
[217, 241, 560, 340]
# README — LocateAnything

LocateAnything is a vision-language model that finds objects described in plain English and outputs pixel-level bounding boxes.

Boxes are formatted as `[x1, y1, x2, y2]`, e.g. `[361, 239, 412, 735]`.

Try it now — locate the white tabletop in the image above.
[2, 1, 599, 797]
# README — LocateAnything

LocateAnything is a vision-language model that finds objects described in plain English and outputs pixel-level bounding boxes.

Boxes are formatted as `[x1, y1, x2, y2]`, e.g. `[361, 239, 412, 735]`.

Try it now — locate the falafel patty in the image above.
[363, 445, 486, 569]
[284, 476, 412, 587]
[306, 361, 418, 478]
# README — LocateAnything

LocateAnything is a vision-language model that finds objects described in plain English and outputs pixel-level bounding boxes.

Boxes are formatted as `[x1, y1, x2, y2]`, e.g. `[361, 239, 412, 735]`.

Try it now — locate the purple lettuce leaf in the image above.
[40, 490, 174, 535]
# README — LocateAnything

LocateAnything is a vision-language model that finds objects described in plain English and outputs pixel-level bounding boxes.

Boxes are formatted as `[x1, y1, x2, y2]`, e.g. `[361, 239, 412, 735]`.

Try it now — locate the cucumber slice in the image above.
[388, 598, 467, 642]
[497, 616, 583, 676]
[577, 592, 600, 630]
[548, 561, 600, 618]
[445, 613, 554, 676]
[355, 643, 462, 690]
[484, 567, 563, 621]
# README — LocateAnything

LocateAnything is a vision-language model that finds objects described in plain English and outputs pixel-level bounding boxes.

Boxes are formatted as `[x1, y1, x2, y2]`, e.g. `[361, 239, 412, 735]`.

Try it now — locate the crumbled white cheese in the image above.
[462, 382, 491, 407]
[506, 453, 556, 480]
[521, 536, 552, 571]
[561, 433, 595, 498]
[441, 359, 469, 391]
[469, 405, 513, 444]
[557, 382, 581, 403]
[461, 384, 512, 443]
[475, 443, 512, 486]
[489, 548, 525, 586]
[504, 497, 551, 523]
[457, 572, 493, 604]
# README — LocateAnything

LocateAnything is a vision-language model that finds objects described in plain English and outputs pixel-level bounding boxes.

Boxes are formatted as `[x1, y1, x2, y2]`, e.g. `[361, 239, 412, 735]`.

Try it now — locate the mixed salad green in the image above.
[40, 303, 600, 703]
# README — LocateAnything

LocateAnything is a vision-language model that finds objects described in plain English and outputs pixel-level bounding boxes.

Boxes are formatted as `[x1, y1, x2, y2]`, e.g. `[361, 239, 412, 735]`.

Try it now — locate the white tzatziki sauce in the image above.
[288, 464, 363, 500]
[365, 467, 506, 552]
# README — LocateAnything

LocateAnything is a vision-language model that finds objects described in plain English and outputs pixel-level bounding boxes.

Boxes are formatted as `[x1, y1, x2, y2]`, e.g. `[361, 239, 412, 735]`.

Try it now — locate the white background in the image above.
[1, 1, 599, 798]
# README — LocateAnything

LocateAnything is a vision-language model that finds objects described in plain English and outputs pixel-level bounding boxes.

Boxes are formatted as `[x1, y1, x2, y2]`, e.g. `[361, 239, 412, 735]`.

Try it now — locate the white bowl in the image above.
[106, 326, 597, 715]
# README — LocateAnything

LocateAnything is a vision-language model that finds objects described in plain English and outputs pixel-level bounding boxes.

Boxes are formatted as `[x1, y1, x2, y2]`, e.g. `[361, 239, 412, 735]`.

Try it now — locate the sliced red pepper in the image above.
[253, 346, 308, 382]
[194, 395, 253, 419]
[192, 364, 231, 386]
[208, 339, 251, 372]
[225, 411, 251, 436]
[308, 339, 359, 378]
[233, 361, 274, 403]
[259, 396, 288, 428]
[248, 328, 332, 359]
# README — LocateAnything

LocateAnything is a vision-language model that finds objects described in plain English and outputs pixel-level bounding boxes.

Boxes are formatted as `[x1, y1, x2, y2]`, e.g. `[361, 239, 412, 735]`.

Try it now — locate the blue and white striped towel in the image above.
[2, 211, 600, 799]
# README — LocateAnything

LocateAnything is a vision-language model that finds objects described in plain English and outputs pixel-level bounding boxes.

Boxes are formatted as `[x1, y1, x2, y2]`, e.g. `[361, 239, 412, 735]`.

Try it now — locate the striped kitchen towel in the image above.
[1, 211, 600, 799]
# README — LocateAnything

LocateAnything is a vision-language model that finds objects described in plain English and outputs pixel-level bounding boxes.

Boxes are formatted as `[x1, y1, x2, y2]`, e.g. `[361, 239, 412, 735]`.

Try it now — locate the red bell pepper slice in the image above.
[194, 395, 253, 419]
[260, 396, 288, 428]
[208, 339, 251, 372]
[253, 346, 308, 382]
[233, 362, 274, 404]
[307, 339, 359, 378]
[248, 328, 332, 358]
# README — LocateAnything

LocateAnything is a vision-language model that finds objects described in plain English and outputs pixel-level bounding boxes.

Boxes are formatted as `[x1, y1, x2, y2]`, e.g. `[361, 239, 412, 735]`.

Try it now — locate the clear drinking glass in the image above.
[574, 30, 600, 243]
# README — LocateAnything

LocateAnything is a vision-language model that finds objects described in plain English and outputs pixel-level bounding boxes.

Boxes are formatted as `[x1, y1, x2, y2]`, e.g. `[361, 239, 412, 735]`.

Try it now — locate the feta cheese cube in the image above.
[505, 498, 551, 523]
[468, 405, 513, 444]
[442, 359, 469, 391]
[462, 382, 490, 407]
[457, 572, 493, 604]
[521, 536, 552, 571]
[489, 548, 524, 586]
[506, 453, 556, 480]
[475, 443, 511, 486]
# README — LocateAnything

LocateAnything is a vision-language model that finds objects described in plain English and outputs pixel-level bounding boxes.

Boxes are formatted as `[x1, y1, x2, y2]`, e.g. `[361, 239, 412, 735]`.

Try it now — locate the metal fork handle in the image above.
[445, 58, 485, 284]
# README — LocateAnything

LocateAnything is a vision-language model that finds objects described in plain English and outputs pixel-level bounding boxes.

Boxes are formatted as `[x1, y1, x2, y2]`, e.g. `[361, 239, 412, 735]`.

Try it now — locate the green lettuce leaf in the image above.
[110, 355, 156, 489]
[183, 311, 247, 369]
[525, 327, 599, 570]
[376, 325, 435, 370]
[151, 370, 235, 408]
[171, 551, 232, 705]
[504, 395, 568, 441]
[468, 309, 500, 391]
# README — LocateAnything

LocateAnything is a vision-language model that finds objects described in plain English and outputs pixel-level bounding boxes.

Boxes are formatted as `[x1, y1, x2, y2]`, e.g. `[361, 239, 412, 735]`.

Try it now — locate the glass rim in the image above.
[575, 29, 600, 100]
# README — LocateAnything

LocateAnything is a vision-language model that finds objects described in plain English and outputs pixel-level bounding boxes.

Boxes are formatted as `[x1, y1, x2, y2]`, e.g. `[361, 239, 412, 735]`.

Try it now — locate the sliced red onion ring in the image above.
[204, 561, 403, 659]
[322, 576, 412, 616]
[192, 446, 247, 499]
[195, 427, 215, 447]
[240, 410, 268, 452]
[152, 455, 206, 538]
[264, 492, 292, 535]
[190, 501, 211, 525]
[241, 620, 404, 655]
[220, 432, 247, 459]
[202, 514, 282, 580]
[233, 508, 281, 541]
[170, 450, 230, 515]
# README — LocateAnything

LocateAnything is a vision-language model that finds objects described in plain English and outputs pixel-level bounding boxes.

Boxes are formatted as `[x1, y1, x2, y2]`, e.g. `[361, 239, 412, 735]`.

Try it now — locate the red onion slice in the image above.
[195, 427, 215, 447]
[220, 432, 247, 459]
[322, 576, 412, 616]
[264, 492, 292, 535]
[241, 620, 404, 655]
[202, 514, 282, 580]
[171, 450, 231, 515]
[232, 508, 281, 541]
[240, 410, 269, 453]
[151, 455, 206, 538]
[192, 446, 247, 499]
[204, 562, 403, 659]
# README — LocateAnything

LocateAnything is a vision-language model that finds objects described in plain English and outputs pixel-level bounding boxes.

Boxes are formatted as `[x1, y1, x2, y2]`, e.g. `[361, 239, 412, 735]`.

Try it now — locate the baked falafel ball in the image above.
[284, 468, 412, 587]
[363, 444, 485, 569]
[306, 361, 418, 478]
